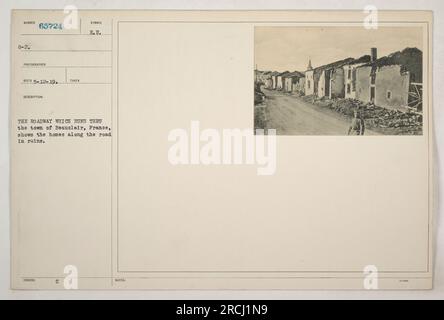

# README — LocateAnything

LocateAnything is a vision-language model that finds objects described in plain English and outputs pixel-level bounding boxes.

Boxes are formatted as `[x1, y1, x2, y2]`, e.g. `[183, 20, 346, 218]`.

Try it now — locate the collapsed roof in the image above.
[359, 47, 422, 74]
[283, 71, 305, 78]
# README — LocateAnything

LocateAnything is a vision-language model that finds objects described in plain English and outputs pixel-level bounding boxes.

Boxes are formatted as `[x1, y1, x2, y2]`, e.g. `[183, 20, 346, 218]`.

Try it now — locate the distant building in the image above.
[293, 76, 305, 95]
[269, 71, 280, 89]
[282, 71, 305, 93]
[355, 47, 422, 110]
[276, 71, 290, 90]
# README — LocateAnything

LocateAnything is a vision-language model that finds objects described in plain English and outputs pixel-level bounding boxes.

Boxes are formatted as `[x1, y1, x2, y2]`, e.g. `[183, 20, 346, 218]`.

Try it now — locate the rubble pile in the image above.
[311, 97, 422, 135]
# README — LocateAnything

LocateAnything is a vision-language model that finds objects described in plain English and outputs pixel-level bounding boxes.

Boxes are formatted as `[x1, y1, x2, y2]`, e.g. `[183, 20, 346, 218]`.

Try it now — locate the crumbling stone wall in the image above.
[305, 70, 315, 95]
[356, 66, 372, 103]
[318, 71, 327, 97]
[374, 65, 409, 109]
[330, 68, 345, 99]
[356, 65, 409, 109]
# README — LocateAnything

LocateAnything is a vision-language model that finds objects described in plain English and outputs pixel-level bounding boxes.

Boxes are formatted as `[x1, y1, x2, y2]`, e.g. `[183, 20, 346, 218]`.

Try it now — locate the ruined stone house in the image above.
[304, 58, 354, 99]
[343, 52, 372, 99]
[293, 76, 306, 95]
[283, 71, 305, 93]
[355, 47, 422, 110]
[276, 71, 290, 90]
[269, 71, 280, 89]
[317, 58, 354, 99]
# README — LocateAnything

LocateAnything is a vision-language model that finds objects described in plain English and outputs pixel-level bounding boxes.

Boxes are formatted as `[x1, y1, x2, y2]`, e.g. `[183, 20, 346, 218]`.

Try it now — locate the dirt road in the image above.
[261, 88, 378, 135]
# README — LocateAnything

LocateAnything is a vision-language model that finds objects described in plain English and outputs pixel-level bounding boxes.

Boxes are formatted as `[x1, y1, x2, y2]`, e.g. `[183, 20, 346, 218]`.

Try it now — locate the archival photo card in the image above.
[10, 10, 433, 290]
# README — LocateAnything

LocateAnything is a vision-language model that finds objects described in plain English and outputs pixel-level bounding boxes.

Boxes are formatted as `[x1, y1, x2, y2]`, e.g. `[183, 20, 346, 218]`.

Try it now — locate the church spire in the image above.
[307, 58, 313, 71]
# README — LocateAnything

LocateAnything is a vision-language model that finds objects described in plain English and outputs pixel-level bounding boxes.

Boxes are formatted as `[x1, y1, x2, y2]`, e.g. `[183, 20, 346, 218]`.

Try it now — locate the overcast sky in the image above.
[254, 26, 423, 72]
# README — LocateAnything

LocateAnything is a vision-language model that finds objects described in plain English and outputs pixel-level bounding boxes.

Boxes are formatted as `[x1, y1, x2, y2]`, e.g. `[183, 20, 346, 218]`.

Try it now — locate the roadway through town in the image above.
[261, 88, 378, 135]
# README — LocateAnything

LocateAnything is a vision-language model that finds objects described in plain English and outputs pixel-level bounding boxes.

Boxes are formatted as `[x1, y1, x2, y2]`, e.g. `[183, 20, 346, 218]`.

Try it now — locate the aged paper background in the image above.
[9, 10, 433, 290]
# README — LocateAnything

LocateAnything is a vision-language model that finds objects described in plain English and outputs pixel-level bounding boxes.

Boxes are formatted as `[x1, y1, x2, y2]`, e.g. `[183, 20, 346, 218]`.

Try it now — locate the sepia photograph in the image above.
[254, 26, 424, 135]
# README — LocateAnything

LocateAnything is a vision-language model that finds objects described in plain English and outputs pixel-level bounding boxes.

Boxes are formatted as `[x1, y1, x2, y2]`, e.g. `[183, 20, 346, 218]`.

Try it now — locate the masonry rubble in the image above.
[305, 95, 422, 134]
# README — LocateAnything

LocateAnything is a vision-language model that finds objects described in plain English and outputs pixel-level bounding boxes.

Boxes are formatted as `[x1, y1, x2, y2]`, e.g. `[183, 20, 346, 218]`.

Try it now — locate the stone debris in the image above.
[302, 95, 422, 135]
